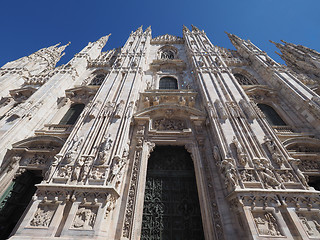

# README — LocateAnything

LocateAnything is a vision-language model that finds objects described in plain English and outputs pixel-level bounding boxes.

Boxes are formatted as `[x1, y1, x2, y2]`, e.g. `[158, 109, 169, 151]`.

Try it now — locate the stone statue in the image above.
[220, 158, 239, 189]
[290, 159, 309, 188]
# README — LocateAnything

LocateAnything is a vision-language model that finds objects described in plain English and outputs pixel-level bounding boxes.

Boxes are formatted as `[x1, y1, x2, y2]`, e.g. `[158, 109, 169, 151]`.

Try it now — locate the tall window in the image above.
[159, 77, 178, 90]
[90, 74, 106, 85]
[59, 104, 85, 125]
[234, 73, 258, 85]
[257, 104, 286, 126]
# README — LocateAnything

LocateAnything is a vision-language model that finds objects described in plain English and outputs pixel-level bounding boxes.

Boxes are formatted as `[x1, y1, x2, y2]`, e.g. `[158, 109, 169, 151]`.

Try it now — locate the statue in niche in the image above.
[98, 134, 113, 164]
[57, 165, 72, 178]
[264, 136, 276, 153]
[114, 101, 124, 118]
[254, 158, 281, 189]
[107, 156, 126, 186]
[73, 137, 84, 152]
[179, 96, 186, 106]
[72, 207, 97, 230]
[220, 158, 238, 189]
[213, 145, 221, 163]
[232, 136, 248, 166]
[64, 150, 77, 164]
[272, 152, 285, 168]
[80, 157, 93, 182]
[72, 157, 85, 181]
[290, 159, 309, 188]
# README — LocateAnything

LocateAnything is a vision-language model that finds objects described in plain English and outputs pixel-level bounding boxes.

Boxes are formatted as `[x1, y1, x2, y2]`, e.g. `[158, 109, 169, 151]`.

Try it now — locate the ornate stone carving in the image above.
[213, 145, 222, 163]
[123, 148, 143, 238]
[7, 155, 21, 172]
[214, 99, 228, 120]
[279, 170, 295, 183]
[64, 150, 77, 164]
[107, 155, 126, 187]
[114, 100, 125, 118]
[28, 154, 46, 165]
[232, 136, 248, 166]
[72, 206, 97, 230]
[253, 158, 281, 189]
[290, 158, 309, 188]
[300, 160, 320, 171]
[30, 204, 56, 227]
[89, 100, 101, 119]
[298, 212, 320, 237]
[220, 158, 239, 190]
[136, 124, 145, 135]
[57, 165, 72, 178]
[105, 194, 117, 218]
[264, 136, 285, 168]
[151, 34, 184, 44]
[153, 118, 186, 131]
[98, 134, 113, 164]
[240, 169, 258, 182]
[253, 212, 283, 236]
[239, 99, 256, 120]
[79, 157, 93, 182]
[89, 167, 107, 180]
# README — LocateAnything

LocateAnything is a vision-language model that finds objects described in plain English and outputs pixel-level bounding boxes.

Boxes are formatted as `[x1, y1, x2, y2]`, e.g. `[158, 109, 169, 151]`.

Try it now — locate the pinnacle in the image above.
[191, 24, 200, 32]
[182, 25, 190, 33]
[144, 26, 151, 34]
[132, 25, 143, 35]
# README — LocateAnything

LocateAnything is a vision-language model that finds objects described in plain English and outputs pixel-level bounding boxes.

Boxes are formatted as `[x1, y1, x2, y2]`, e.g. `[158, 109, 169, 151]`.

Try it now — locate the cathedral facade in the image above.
[0, 25, 320, 240]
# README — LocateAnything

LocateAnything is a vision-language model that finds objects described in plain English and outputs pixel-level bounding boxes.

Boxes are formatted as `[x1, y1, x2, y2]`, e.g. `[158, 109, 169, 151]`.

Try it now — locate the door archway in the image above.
[141, 145, 204, 240]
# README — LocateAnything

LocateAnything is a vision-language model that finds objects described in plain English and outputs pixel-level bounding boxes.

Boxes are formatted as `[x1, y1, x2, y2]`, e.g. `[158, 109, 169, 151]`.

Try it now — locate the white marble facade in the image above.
[0, 25, 319, 239]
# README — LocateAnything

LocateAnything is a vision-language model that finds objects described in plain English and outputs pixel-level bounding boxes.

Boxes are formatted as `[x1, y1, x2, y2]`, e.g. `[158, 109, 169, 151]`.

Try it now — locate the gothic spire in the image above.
[225, 32, 244, 49]
[131, 25, 143, 36]
[270, 39, 320, 77]
[182, 25, 190, 34]
[144, 26, 152, 35]
[95, 34, 111, 49]
[191, 24, 200, 33]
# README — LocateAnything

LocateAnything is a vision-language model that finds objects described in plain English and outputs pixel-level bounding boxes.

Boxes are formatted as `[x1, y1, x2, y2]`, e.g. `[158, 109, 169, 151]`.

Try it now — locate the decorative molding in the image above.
[151, 34, 184, 44]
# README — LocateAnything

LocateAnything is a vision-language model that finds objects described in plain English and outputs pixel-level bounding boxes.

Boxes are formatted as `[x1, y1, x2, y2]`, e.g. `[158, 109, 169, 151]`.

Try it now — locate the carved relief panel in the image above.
[29, 204, 57, 228]
[297, 212, 320, 238]
[71, 206, 98, 230]
[252, 211, 284, 237]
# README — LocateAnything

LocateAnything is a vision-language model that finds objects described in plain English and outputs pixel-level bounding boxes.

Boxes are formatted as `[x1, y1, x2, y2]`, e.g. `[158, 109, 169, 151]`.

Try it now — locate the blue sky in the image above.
[0, 0, 319, 67]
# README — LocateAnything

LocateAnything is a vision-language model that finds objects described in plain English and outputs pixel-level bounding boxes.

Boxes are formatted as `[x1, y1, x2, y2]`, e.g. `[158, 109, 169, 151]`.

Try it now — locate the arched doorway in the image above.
[141, 145, 204, 240]
[0, 170, 42, 239]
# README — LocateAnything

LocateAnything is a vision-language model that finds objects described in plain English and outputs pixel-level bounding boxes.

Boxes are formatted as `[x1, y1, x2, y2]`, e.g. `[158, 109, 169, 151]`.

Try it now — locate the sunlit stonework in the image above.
[0, 25, 320, 240]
